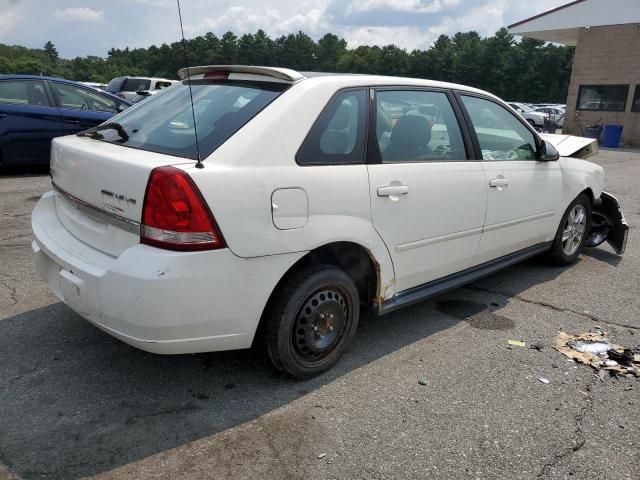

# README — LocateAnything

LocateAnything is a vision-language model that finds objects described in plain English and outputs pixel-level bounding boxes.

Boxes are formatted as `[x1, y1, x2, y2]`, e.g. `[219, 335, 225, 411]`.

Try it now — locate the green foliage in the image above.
[0, 29, 574, 102]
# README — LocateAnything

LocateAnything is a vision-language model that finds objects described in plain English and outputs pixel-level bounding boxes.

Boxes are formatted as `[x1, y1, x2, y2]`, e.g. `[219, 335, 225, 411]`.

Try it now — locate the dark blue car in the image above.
[0, 75, 131, 167]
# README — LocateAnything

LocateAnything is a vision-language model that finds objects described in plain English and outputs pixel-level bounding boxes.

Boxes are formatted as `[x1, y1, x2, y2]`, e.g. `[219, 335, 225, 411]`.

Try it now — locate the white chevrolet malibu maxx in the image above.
[32, 66, 628, 378]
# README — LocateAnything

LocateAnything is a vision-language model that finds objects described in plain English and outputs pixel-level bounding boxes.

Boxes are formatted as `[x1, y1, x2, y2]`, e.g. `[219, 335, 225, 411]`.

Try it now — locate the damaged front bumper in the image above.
[586, 192, 628, 255]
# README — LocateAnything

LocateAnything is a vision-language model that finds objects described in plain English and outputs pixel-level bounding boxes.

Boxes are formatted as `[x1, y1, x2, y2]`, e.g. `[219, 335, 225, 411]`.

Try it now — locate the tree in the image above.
[237, 33, 255, 64]
[219, 31, 238, 64]
[317, 33, 346, 71]
[0, 29, 575, 102]
[43, 41, 58, 61]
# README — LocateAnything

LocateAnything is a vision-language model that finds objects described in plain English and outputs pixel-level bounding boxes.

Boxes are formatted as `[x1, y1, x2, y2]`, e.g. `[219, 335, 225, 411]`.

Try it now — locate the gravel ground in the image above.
[0, 152, 638, 480]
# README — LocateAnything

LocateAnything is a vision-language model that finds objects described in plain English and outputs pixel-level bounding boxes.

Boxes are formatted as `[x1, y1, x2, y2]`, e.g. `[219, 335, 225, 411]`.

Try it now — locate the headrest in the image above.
[390, 115, 431, 147]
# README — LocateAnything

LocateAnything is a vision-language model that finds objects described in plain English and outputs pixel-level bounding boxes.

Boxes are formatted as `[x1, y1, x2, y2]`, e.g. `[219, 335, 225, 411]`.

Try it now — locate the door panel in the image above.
[0, 80, 62, 166]
[368, 162, 487, 292]
[478, 160, 560, 262]
[458, 95, 563, 262]
[368, 89, 486, 293]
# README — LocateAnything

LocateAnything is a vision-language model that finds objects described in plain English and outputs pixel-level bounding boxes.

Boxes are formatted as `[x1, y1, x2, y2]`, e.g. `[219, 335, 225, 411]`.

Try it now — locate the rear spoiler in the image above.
[177, 65, 305, 84]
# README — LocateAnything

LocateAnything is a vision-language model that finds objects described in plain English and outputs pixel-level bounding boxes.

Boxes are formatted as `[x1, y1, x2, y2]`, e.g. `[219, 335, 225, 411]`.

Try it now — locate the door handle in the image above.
[489, 178, 509, 188]
[64, 119, 81, 125]
[377, 185, 409, 197]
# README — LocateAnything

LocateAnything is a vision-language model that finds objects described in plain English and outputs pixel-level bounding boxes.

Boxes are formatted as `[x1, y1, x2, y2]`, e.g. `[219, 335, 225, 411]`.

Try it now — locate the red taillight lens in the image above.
[204, 71, 229, 80]
[141, 166, 225, 251]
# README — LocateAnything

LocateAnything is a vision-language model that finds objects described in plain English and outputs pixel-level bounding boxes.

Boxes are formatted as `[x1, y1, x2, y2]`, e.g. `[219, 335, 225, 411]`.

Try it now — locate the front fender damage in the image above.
[586, 192, 628, 255]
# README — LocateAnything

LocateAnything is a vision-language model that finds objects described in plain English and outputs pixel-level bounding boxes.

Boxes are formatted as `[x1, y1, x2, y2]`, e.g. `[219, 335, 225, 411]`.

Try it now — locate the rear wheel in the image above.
[264, 265, 360, 379]
[548, 193, 592, 265]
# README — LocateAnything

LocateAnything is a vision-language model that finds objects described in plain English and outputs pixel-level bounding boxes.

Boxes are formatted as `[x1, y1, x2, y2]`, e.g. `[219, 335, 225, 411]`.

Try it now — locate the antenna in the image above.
[176, 0, 203, 168]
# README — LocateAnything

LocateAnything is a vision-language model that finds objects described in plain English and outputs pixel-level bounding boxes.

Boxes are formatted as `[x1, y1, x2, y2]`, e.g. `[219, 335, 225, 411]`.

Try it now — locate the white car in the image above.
[106, 76, 177, 101]
[533, 106, 566, 128]
[507, 102, 547, 129]
[32, 66, 628, 378]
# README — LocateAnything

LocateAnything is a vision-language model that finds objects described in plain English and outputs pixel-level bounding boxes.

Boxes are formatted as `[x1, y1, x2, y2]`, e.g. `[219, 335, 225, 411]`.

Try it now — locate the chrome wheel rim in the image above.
[292, 288, 348, 363]
[562, 204, 586, 256]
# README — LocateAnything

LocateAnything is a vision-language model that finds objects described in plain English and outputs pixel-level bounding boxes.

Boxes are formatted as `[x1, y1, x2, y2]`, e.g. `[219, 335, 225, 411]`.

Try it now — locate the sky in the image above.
[0, 0, 570, 58]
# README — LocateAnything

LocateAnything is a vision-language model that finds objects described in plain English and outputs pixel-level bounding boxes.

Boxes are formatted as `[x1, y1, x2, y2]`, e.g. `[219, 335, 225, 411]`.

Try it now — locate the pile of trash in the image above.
[554, 330, 640, 377]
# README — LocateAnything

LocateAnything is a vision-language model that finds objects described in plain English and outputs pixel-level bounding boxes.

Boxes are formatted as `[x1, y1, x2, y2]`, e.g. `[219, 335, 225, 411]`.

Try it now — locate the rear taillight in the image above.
[141, 166, 225, 251]
[204, 71, 229, 80]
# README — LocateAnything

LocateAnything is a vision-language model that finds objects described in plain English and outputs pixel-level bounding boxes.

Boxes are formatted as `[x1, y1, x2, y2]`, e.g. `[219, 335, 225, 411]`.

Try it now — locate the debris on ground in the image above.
[538, 377, 550, 384]
[570, 339, 609, 355]
[418, 380, 428, 386]
[317, 453, 327, 459]
[554, 331, 640, 377]
[508, 339, 525, 347]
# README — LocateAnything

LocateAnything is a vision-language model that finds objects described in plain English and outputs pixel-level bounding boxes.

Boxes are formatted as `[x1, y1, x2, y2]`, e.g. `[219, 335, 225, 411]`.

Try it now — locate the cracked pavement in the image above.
[1, 152, 639, 480]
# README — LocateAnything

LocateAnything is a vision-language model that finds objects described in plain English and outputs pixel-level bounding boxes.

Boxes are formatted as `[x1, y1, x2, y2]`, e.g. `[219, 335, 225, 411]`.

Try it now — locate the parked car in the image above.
[531, 103, 563, 109]
[32, 66, 628, 378]
[0, 75, 131, 167]
[106, 76, 176, 101]
[533, 106, 565, 127]
[507, 102, 547, 129]
[79, 81, 108, 91]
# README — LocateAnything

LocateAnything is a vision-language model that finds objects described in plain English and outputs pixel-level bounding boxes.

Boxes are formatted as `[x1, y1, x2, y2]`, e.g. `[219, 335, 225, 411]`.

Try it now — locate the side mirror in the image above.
[538, 139, 559, 161]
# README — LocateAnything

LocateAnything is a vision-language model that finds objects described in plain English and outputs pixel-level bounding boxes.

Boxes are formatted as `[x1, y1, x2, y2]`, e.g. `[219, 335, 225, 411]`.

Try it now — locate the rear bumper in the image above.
[32, 191, 303, 354]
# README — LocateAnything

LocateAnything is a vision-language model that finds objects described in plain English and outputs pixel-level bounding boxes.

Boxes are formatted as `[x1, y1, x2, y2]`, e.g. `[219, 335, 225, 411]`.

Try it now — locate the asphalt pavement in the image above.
[0, 152, 638, 480]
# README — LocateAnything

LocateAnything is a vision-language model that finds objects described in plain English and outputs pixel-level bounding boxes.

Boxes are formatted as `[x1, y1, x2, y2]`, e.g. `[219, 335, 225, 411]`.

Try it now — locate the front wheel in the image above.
[264, 265, 360, 379]
[548, 193, 592, 265]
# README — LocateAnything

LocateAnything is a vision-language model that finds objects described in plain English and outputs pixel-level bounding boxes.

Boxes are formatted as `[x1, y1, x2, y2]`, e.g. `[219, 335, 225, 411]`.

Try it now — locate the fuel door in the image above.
[271, 188, 308, 230]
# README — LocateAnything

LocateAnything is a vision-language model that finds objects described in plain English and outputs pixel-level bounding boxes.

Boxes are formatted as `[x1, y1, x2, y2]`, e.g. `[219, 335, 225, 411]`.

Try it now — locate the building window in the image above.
[577, 85, 629, 112]
[632, 86, 640, 113]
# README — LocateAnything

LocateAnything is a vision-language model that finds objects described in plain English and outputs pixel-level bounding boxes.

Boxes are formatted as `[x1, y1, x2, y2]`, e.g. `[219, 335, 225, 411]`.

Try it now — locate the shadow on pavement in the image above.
[0, 256, 573, 479]
[0, 165, 49, 178]
[583, 246, 623, 267]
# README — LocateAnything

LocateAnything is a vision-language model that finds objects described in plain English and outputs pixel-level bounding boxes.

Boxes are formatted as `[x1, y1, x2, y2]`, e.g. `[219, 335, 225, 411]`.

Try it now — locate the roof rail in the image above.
[176, 65, 305, 83]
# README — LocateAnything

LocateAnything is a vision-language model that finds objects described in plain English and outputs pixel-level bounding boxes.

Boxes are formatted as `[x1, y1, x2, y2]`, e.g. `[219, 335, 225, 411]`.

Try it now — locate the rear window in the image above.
[96, 80, 288, 159]
[122, 78, 151, 92]
[106, 77, 124, 93]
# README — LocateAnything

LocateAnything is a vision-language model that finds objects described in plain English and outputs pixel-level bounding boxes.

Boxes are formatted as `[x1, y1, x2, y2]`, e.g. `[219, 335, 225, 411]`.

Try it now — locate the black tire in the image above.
[548, 193, 592, 266]
[527, 119, 537, 128]
[264, 264, 360, 379]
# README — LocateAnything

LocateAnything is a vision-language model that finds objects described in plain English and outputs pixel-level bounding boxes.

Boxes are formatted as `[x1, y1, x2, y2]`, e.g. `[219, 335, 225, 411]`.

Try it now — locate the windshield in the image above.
[96, 80, 288, 159]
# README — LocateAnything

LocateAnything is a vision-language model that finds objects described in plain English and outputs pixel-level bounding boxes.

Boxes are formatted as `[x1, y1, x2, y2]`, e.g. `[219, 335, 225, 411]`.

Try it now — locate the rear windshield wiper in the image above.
[78, 122, 129, 141]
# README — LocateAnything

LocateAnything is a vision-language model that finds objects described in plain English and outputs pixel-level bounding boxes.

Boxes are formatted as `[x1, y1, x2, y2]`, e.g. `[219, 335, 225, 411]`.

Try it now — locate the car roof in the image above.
[115, 76, 175, 82]
[178, 65, 496, 99]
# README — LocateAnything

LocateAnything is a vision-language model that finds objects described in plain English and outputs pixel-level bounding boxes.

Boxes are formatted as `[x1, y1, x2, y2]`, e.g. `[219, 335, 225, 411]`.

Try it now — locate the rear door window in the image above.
[50, 82, 118, 112]
[296, 90, 367, 165]
[375, 90, 467, 162]
[96, 80, 288, 159]
[0, 80, 50, 106]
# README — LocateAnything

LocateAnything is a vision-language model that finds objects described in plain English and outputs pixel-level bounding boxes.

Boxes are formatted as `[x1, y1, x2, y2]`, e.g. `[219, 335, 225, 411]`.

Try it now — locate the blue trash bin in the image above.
[602, 124, 623, 148]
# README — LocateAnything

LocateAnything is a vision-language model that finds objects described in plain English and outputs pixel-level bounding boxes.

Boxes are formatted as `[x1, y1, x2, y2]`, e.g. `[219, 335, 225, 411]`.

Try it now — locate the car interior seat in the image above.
[29, 88, 47, 106]
[383, 115, 432, 161]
